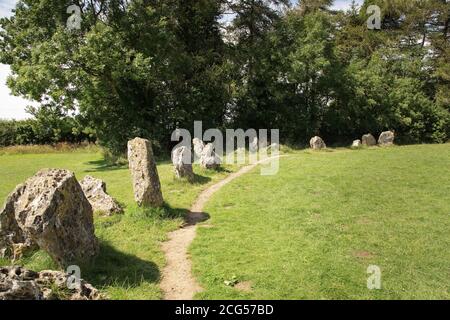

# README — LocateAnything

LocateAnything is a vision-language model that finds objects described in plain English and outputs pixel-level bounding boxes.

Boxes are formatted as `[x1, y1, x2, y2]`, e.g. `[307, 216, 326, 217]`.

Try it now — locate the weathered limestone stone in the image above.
[172, 146, 194, 182]
[200, 143, 221, 170]
[378, 131, 395, 146]
[0, 266, 103, 300]
[250, 137, 259, 152]
[127, 137, 164, 207]
[80, 176, 123, 216]
[192, 138, 205, 159]
[362, 134, 377, 146]
[0, 169, 99, 267]
[352, 140, 362, 148]
[0, 185, 37, 260]
[310, 136, 326, 150]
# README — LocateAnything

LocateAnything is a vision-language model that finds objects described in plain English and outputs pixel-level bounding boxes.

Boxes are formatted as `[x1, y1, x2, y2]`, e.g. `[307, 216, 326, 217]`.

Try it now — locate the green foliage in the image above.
[0, 0, 449, 151]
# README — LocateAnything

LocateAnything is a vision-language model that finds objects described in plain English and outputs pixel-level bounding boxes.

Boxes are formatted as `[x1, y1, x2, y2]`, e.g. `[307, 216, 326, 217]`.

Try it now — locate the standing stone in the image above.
[0, 185, 37, 260]
[310, 136, 326, 150]
[127, 137, 164, 207]
[362, 134, 377, 146]
[250, 137, 259, 152]
[80, 176, 123, 216]
[0, 169, 98, 267]
[171, 146, 194, 182]
[192, 138, 205, 160]
[351, 140, 362, 148]
[378, 131, 395, 146]
[200, 143, 221, 170]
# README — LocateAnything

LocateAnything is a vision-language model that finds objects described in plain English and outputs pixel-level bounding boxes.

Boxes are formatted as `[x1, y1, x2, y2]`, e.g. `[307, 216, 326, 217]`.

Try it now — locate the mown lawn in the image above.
[0, 149, 236, 299]
[191, 144, 450, 300]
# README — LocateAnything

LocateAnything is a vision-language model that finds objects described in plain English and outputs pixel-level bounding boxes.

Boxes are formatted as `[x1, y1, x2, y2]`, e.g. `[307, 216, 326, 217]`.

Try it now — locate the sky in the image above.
[0, 0, 364, 120]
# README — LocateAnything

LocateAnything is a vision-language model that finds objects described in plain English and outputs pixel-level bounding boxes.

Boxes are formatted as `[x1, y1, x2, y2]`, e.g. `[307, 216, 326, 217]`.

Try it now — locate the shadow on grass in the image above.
[84, 159, 127, 173]
[192, 173, 212, 185]
[81, 241, 159, 290]
[128, 202, 188, 220]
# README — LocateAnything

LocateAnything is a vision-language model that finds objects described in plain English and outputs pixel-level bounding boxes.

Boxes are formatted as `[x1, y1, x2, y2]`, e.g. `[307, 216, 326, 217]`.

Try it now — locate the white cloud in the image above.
[332, 0, 363, 11]
[0, 0, 15, 18]
[0, 64, 34, 120]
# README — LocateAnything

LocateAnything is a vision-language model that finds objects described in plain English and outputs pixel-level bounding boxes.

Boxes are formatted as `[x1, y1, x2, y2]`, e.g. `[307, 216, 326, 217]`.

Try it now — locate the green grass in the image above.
[191, 144, 450, 300]
[0, 151, 236, 299]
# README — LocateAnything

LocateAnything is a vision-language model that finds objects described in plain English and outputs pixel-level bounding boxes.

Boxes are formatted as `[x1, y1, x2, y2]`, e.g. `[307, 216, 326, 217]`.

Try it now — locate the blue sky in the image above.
[0, 0, 364, 119]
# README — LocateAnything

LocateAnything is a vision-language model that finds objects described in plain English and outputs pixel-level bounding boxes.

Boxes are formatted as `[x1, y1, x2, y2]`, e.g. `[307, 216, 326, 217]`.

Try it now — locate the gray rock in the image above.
[250, 137, 259, 152]
[378, 131, 395, 146]
[310, 136, 326, 150]
[362, 134, 377, 146]
[80, 176, 123, 216]
[0, 266, 103, 300]
[127, 137, 164, 207]
[172, 146, 194, 182]
[352, 140, 362, 148]
[200, 143, 221, 170]
[0, 169, 99, 267]
[0, 185, 37, 260]
[192, 138, 205, 160]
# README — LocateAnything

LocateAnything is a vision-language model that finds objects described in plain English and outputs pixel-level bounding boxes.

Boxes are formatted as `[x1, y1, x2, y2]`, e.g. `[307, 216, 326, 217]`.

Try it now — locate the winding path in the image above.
[160, 156, 281, 300]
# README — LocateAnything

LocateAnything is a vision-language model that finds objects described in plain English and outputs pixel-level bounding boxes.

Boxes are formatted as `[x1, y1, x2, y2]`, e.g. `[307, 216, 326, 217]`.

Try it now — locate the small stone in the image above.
[80, 176, 123, 216]
[200, 143, 221, 170]
[362, 134, 377, 146]
[378, 131, 395, 146]
[127, 138, 164, 207]
[310, 136, 326, 150]
[172, 146, 194, 182]
[352, 140, 362, 148]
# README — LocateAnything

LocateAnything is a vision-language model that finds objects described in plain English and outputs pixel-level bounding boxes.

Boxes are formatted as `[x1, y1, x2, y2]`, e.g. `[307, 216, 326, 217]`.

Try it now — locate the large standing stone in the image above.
[378, 131, 395, 146]
[0, 266, 102, 300]
[0, 169, 99, 267]
[200, 143, 221, 170]
[310, 136, 326, 150]
[362, 134, 377, 146]
[80, 176, 123, 216]
[127, 137, 164, 207]
[0, 185, 37, 260]
[172, 146, 194, 182]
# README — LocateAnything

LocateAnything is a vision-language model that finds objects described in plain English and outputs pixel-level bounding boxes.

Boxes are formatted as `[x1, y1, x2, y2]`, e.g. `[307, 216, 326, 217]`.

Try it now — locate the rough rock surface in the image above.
[352, 140, 362, 148]
[378, 131, 395, 146]
[172, 146, 194, 182]
[250, 137, 259, 152]
[362, 134, 377, 146]
[80, 176, 123, 216]
[0, 266, 102, 300]
[0, 185, 37, 260]
[0, 169, 99, 267]
[127, 137, 164, 207]
[200, 143, 221, 170]
[310, 136, 326, 150]
[192, 138, 205, 160]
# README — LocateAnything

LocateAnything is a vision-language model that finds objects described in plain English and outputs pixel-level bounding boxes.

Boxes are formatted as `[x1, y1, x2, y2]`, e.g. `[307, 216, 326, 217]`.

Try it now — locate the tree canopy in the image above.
[1, 0, 449, 153]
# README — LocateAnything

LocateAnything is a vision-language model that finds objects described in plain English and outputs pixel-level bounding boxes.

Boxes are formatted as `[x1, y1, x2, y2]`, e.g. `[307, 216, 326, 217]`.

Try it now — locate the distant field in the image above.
[0, 150, 236, 300]
[191, 144, 450, 299]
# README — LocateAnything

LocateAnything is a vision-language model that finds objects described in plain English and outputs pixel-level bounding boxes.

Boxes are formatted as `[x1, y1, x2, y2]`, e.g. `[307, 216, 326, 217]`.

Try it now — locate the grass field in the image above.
[1, 144, 449, 300]
[0, 149, 236, 299]
[191, 144, 450, 299]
